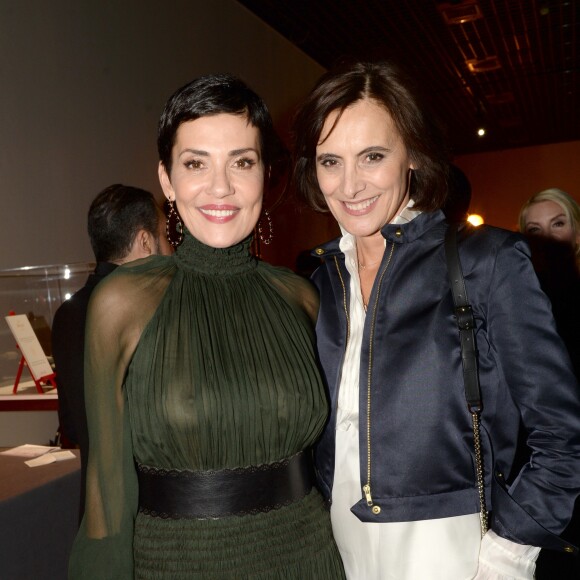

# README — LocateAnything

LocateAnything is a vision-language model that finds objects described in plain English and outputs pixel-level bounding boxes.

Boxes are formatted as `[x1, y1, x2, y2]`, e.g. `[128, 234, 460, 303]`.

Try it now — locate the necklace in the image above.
[358, 257, 382, 271]
[358, 255, 380, 310]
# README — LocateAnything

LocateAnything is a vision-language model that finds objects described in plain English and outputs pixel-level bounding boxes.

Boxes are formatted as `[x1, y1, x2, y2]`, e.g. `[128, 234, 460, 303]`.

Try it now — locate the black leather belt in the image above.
[137, 451, 313, 519]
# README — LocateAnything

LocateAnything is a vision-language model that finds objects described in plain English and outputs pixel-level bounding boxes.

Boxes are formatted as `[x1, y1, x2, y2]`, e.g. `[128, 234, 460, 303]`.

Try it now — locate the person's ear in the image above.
[137, 229, 153, 257]
[158, 162, 174, 201]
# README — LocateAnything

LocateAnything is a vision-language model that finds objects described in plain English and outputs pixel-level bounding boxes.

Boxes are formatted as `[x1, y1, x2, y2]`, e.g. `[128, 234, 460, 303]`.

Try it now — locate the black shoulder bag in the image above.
[445, 224, 489, 537]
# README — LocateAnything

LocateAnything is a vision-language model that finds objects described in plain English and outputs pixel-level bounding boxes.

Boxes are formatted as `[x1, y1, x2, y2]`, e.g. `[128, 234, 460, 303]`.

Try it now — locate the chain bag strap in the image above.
[444, 224, 489, 537]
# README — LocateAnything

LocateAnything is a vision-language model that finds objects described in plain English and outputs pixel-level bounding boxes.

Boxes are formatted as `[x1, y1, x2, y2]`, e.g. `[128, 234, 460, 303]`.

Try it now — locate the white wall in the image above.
[0, 0, 324, 270]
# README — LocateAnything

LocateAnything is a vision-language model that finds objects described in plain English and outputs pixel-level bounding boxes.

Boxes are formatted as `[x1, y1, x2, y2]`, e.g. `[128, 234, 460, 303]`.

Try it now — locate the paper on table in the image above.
[0, 444, 60, 458]
[25, 450, 76, 467]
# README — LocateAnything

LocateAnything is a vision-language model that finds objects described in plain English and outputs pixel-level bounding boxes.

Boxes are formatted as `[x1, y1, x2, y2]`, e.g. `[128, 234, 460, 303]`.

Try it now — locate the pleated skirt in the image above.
[133, 489, 346, 579]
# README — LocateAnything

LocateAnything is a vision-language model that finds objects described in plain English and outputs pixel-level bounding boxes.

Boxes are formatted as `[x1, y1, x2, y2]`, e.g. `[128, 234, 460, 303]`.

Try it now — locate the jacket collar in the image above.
[312, 210, 447, 259]
[381, 209, 446, 243]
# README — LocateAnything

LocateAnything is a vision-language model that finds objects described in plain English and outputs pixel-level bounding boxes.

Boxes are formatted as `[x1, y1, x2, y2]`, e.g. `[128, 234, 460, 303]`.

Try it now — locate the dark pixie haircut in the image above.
[157, 73, 285, 175]
[292, 60, 450, 212]
[88, 184, 160, 262]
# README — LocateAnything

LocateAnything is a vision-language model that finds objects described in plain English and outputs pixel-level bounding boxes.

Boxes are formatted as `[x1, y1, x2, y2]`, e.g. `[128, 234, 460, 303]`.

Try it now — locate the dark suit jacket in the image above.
[51, 262, 117, 518]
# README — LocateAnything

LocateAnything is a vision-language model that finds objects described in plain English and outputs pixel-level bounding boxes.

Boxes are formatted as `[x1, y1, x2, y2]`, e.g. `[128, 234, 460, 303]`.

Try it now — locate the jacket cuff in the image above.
[491, 471, 577, 553]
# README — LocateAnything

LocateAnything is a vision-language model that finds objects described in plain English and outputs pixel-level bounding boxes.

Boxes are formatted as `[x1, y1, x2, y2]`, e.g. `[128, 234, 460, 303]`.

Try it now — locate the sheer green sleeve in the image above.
[68, 258, 174, 579]
[262, 264, 320, 326]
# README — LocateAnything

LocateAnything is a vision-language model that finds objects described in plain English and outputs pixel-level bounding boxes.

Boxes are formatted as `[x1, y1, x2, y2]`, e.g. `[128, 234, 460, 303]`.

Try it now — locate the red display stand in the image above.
[12, 354, 57, 394]
[5, 312, 57, 395]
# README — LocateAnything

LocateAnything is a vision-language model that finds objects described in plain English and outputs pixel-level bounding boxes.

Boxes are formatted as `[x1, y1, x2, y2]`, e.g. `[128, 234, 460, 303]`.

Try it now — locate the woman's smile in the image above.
[343, 195, 380, 215]
[198, 204, 240, 222]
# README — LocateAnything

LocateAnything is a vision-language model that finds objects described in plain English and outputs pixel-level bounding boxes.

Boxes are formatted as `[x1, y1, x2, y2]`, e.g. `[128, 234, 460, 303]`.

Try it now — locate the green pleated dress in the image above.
[68, 232, 345, 580]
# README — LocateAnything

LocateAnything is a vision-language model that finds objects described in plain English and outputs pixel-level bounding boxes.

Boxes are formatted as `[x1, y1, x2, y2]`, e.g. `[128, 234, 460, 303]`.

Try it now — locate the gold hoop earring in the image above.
[166, 199, 184, 248]
[257, 210, 273, 245]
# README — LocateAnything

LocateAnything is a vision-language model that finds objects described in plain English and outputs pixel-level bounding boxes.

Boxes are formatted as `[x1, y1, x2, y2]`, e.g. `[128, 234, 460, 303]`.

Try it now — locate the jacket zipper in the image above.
[333, 256, 350, 347]
[332, 256, 350, 425]
[363, 240, 395, 514]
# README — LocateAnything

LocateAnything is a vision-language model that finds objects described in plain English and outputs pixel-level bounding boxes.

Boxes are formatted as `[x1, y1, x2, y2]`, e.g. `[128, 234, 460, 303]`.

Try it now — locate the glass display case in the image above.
[0, 262, 94, 389]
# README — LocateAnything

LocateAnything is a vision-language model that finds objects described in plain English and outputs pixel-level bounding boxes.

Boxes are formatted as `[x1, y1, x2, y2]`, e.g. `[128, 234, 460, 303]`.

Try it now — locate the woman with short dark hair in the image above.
[69, 73, 345, 579]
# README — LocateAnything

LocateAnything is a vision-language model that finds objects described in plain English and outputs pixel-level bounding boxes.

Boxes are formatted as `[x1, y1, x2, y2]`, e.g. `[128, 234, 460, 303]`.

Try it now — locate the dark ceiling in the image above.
[238, 0, 579, 156]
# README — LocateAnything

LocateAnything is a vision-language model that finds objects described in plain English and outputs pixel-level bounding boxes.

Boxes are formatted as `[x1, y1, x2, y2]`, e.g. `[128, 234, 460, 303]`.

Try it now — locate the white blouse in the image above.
[330, 204, 539, 580]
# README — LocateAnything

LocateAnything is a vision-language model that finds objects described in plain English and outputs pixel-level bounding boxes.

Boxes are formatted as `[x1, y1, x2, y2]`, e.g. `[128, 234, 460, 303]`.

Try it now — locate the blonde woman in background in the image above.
[519, 188, 580, 271]
[518, 187, 580, 579]
[518, 188, 580, 374]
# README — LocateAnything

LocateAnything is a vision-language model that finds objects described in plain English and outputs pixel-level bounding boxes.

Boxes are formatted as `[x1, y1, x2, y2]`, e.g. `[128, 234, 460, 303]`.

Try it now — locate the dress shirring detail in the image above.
[174, 231, 258, 276]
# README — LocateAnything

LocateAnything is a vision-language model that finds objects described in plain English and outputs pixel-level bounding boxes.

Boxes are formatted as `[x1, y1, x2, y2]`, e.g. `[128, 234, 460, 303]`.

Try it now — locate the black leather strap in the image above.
[137, 451, 313, 519]
[444, 225, 483, 412]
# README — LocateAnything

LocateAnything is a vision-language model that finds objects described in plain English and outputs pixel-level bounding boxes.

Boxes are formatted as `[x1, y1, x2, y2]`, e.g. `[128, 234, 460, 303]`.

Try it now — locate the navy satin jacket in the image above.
[312, 210, 580, 552]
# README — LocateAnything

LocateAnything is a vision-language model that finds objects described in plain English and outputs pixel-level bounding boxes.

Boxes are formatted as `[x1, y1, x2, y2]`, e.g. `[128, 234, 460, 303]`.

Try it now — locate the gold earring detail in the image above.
[258, 210, 273, 245]
[166, 199, 184, 248]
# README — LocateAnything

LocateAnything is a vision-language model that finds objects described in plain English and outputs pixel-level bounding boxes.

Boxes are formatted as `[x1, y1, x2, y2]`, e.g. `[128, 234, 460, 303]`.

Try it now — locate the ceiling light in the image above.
[437, 1, 483, 24]
[466, 57, 501, 73]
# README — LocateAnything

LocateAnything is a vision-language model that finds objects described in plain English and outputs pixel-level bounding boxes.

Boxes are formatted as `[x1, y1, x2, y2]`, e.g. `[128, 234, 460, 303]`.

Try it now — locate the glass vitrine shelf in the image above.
[0, 262, 94, 390]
